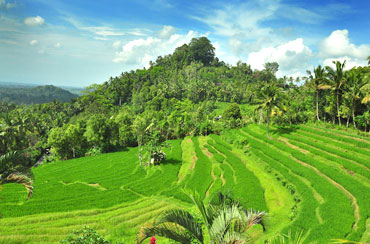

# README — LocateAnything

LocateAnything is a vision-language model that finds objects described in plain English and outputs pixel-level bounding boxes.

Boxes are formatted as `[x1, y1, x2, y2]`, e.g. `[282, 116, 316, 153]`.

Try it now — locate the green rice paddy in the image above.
[0, 125, 369, 244]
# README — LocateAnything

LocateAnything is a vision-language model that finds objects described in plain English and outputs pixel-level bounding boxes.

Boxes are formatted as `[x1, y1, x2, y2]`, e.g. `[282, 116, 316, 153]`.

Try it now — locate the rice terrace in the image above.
[1, 0, 370, 244]
[1, 123, 369, 243]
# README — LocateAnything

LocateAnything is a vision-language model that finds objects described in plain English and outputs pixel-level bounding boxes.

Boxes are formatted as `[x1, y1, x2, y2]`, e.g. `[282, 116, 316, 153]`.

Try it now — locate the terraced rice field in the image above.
[0, 125, 369, 243]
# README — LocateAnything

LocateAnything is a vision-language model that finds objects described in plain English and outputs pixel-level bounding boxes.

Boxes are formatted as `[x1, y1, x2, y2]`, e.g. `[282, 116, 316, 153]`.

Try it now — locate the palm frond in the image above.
[0, 151, 18, 172]
[240, 210, 266, 232]
[269, 231, 311, 244]
[361, 94, 370, 104]
[209, 204, 244, 242]
[188, 192, 212, 229]
[5, 173, 33, 199]
[331, 239, 366, 244]
[156, 209, 203, 243]
[137, 222, 193, 244]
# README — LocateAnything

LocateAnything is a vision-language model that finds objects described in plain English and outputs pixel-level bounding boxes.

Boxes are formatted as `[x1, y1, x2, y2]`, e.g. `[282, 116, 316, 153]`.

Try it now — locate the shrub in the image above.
[60, 226, 109, 244]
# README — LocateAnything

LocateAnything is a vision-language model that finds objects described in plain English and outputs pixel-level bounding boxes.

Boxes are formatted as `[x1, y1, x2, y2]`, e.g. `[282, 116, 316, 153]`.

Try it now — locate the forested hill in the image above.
[0, 85, 78, 104]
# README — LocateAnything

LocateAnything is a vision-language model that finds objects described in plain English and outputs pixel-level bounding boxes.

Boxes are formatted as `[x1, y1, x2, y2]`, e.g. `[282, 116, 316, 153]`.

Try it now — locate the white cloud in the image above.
[158, 25, 176, 39]
[24, 16, 45, 26]
[94, 36, 109, 41]
[0, 0, 16, 9]
[323, 56, 367, 70]
[30, 40, 38, 46]
[112, 40, 121, 48]
[83, 26, 124, 36]
[64, 17, 124, 37]
[113, 30, 199, 67]
[5, 2, 15, 9]
[127, 31, 147, 36]
[247, 38, 313, 76]
[278, 5, 325, 24]
[55, 42, 61, 48]
[193, 0, 276, 40]
[319, 29, 370, 59]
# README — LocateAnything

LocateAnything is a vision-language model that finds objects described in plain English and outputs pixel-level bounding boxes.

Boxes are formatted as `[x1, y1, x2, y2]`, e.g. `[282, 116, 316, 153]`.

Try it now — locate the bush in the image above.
[60, 226, 109, 244]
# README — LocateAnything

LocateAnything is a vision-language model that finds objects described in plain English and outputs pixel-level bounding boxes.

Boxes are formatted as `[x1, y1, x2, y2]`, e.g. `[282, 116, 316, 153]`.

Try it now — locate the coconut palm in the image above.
[344, 69, 368, 128]
[325, 61, 347, 126]
[360, 73, 370, 104]
[306, 65, 328, 121]
[137, 192, 266, 244]
[0, 151, 33, 199]
[367, 56, 370, 65]
[255, 81, 284, 139]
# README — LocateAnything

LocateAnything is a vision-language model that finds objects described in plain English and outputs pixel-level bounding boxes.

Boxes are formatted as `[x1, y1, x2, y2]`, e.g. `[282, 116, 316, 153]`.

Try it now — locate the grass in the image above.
[0, 124, 369, 243]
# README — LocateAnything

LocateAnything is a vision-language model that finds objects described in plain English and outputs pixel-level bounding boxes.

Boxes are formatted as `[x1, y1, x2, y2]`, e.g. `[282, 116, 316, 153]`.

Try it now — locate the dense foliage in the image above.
[0, 36, 369, 171]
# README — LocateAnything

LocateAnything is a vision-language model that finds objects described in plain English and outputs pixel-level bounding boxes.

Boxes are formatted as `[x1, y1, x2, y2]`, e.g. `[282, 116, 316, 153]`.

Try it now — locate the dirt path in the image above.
[286, 133, 370, 174]
[304, 125, 370, 146]
[278, 137, 309, 154]
[206, 166, 217, 197]
[60, 181, 107, 191]
[220, 173, 226, 186]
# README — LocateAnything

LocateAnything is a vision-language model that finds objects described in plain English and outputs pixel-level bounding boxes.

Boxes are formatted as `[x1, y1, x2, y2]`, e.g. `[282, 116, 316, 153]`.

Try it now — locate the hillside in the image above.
[0, 85, 78, 104]
[0, 124, 369, 244]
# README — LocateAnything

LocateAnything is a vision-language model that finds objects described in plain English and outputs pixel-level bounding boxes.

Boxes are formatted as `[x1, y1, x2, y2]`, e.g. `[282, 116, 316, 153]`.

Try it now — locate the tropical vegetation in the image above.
[0, 37, 369, 244]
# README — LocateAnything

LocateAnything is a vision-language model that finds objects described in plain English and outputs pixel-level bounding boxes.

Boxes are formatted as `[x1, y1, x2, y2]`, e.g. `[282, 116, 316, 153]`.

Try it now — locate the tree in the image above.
[367, 56, 370, 65]
[306, 65, 327, 121]
[133, 115, 149, 166]
[188, 37, 215, 66]
[0, 151, 33, 200]
[142, 130, 169, 166]
[223, 103, 242, 128]
[264, 62, 279, 75]
[137, 192, 266, 244]
[115, 108, 136, 147]
[325, 61, 347, 126]
[343, 69, 368, 128]
[255, 82, 284, 139]
[84, 114, 114, 152]
[223, 103, 242, 121]
[48, 123, 85, 159]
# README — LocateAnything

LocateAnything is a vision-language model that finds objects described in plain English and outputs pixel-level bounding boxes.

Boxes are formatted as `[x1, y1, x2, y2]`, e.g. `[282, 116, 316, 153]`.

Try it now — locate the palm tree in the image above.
[361, 73, 370, 104]
[0, 151, 33, 199]
[137, 192, 266, 244]
[367, 56, 370, 65]
[344, 69, 368, 128]
[306, 65, 328, 121]
[325, 61, 347, 126]
[255, 82, 284, 139]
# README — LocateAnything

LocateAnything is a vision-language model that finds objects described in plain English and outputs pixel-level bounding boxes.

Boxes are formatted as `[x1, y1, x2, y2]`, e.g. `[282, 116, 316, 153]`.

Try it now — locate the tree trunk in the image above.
[119, 97, 122, 107]
[72, 148, 75, 158]
[346, 117, 349, 128]
[352, 102, 356, 129]
[316, 90, 320, 121]
[267, 106, 272, 140]
[337, 91, 341, 126]
[138, 135, 143, 166]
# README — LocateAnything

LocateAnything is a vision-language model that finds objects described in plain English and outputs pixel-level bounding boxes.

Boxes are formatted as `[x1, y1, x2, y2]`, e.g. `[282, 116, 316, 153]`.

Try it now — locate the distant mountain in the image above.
[0, 85, 79, 105]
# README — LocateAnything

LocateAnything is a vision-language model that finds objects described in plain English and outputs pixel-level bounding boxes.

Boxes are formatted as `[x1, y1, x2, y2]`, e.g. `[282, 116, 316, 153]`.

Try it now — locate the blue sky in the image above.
[1, 0, 369, 87]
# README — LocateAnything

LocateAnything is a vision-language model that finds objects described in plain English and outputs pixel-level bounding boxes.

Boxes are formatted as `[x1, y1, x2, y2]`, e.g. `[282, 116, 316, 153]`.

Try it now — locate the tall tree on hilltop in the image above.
[188, 37, 215, 66]
[255, 81, 284, 139]
[325, 60, 347, 126]
[306, 65, 328, 121]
